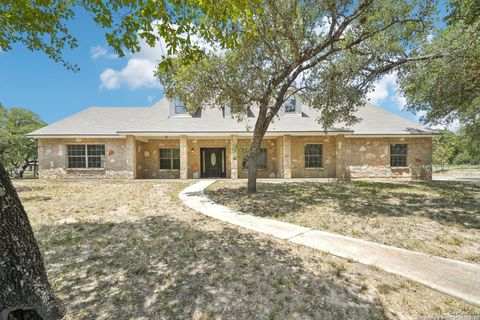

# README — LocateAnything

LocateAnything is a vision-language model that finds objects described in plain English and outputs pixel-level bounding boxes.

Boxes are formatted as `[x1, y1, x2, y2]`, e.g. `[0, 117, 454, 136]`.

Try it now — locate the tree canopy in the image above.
[158, 0, 445, 191]
[0, 0, 258, 71]
[399, 0, 479, 127]
[0, 105, 46, 176]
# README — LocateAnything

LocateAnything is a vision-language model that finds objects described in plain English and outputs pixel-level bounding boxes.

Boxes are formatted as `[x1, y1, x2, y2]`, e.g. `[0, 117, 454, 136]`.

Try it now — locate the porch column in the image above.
[335, 134, 348, 179]
[180, 135, 188, 179]
[126, 135, 136, 179]
[230, 135, 238, 179]
[283, 135, 292, 179]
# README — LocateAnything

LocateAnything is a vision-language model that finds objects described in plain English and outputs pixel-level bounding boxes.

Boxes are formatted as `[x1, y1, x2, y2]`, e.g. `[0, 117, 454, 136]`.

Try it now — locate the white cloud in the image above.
[367, 73, 406, 110]
[90, 45, 117, 60]
[100, 58, 160, 90]
[98, 24, 224, 91]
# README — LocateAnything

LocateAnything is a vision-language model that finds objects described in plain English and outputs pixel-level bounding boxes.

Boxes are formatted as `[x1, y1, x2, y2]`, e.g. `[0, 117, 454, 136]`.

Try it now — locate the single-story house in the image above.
[28, 96, 436, 180]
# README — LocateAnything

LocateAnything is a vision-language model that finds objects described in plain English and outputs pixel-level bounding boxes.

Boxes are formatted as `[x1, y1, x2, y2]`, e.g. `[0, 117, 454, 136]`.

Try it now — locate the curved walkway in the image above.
[179, 180, 480, 307]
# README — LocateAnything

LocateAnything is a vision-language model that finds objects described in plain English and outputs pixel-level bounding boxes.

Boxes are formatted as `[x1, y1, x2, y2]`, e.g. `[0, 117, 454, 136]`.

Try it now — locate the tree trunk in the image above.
[18, 161, 32, 179]
[0, 162, 65, 319]
[247, 104, 269, 193]
[247, 131, 263, 193]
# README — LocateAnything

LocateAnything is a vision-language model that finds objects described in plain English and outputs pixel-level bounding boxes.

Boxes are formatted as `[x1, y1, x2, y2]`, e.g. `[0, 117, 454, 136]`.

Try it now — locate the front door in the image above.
[201, 148, 226, 178]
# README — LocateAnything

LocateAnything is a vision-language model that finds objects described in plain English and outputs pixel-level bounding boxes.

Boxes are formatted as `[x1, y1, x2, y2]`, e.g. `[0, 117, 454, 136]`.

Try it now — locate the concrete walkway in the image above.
[179, 180, 480, 307]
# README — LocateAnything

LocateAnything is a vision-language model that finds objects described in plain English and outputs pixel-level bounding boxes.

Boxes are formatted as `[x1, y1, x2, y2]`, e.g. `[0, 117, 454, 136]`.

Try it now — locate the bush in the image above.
[453, 152, 472, 165]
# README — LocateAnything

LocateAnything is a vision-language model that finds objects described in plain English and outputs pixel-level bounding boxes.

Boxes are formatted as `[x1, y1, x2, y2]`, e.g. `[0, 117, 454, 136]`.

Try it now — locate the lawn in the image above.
[14, 179, 479, 319]
[206, 180, 480, 263]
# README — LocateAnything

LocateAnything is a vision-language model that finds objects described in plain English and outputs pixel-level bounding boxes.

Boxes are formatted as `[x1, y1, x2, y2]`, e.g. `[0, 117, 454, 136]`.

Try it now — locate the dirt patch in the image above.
[14, 179, 479, 319]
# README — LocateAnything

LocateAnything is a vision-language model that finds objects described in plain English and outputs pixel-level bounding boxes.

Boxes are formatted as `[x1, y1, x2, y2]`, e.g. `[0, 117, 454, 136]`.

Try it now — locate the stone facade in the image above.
[342, 137, 432, 179]
[37, 138, 135, 179]
[135, 138, 181, 179]
[37, 135, 433, 180]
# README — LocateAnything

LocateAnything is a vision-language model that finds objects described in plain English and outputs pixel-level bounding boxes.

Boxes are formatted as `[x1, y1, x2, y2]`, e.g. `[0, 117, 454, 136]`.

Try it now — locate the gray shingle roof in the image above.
[28, 97, 436, 137]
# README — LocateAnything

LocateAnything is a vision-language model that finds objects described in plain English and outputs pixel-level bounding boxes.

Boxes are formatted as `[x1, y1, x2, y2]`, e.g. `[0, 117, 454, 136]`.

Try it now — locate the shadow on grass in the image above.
[207, 181, 480, 229]
[37, 216, 388, 320]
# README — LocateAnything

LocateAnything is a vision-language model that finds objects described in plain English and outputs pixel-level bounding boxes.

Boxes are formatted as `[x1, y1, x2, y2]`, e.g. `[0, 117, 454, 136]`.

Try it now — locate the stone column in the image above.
[230, 135, 238, 179]
[180, 135, 188, 179]
[283, 135, 292, 179]
[124, 135, 137, 179]
[335, 134, 347, 179]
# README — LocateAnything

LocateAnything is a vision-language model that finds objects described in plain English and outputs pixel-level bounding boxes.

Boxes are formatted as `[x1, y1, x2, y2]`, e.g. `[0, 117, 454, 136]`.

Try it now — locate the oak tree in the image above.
[158, 0, 445, 192]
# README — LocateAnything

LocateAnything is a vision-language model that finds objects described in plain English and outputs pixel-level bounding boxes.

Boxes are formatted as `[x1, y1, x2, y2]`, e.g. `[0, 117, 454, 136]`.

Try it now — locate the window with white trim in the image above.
[304, 144, 323, 168]
[67, 144, 105, 168]
[284, 96, 296, 113]
[174, 98, 186, 114]
[160, 148, 180, 169]
[242, 148, 267, 169]
[390, 144, 407, 167]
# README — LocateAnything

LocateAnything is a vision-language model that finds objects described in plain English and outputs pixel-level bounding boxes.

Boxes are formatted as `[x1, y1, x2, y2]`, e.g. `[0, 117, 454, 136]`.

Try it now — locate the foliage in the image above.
[0, 104, 46, 173]
[158, 0, 442, 191]
[398, 0, 479, 128]
[432, 130, 459, 164]
[0, 0, 258, 71]
[432, 127, 480, 164]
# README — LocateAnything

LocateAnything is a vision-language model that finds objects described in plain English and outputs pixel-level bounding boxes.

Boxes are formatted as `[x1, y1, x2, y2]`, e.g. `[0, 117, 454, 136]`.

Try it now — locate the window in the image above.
[174, 98, 186, 114]
[284, 96, 296, 113]
[242, 148, 267, 169]
[304, 144, 323, 168]
[390, 144, 407, 167]
[160, 148, 180, 169]
[67, 144, 105, 168]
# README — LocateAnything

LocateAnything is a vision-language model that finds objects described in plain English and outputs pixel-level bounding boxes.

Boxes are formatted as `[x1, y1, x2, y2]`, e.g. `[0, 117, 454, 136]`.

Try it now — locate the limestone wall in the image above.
[37, 138, 135, 179]
[290, 136, 337, 178]
[38, 135, 433, 180]
[135, 138, 181, 179]
[342, 137, 432, 179]
[237, 138, 279, 179]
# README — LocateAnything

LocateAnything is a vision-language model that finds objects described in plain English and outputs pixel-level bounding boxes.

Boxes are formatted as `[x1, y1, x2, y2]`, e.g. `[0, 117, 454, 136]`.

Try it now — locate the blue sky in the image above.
[0, 8, 436, 125]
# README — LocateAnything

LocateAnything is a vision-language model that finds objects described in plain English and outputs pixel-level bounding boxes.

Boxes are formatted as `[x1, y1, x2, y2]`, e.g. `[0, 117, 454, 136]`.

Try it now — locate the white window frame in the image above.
[284, 96, 296, 113]
[66, 144, 105, 169]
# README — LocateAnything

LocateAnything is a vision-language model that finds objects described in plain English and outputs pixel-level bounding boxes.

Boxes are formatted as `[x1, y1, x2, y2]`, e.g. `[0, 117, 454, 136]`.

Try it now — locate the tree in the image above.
[0, 106, 46, 178]
[1, 1, 257, 318]
[398, 0, 479, 155]
[1, 0, 257, 71]
[158, 0, 447, 192]
[432, 130, 459, 164]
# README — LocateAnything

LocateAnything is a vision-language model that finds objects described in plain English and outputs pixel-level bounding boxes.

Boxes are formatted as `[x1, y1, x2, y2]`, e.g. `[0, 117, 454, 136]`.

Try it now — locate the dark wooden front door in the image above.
[201, 148, 226, 178]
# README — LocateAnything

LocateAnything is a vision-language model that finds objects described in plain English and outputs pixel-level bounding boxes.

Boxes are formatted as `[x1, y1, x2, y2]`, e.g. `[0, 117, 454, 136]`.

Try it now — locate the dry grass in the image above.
[14, 179, 480, 319]
[206, 180, 480, 263]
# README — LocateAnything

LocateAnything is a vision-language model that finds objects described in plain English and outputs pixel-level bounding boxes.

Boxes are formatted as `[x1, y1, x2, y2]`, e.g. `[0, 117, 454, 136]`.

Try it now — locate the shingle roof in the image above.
[28, 97, 436, 137]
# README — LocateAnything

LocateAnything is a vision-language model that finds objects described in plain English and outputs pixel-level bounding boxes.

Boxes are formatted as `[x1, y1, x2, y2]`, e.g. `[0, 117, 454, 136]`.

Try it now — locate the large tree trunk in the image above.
[247, 104, 269, 193]
[247, 131, 263, 193]
[0, 163, 65, 319]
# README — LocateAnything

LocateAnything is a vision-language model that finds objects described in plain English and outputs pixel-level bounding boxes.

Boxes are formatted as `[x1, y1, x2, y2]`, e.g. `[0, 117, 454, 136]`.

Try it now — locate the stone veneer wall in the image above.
[38, 136, 433, 180]
[342, 137, 433, 179]
[290, 136, 337, 178]
[37, 138, 135, 179]
[237, 138, 279, 179]
[135, 139, 181, 179]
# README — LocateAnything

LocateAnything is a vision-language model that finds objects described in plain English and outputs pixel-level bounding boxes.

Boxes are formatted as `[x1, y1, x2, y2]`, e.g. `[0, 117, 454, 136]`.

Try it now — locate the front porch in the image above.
[133, 135, 338, 180]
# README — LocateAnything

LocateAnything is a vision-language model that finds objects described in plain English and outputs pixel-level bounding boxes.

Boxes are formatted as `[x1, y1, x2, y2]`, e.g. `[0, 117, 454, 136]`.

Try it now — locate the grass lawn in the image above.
[207, 180, 480, 263]
[14, 179, 479, 319]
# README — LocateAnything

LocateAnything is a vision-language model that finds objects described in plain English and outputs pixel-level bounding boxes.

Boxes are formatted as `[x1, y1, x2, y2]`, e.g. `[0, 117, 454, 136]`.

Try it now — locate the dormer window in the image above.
[174, 98, 186, 114]
[285, 96, 296, 113]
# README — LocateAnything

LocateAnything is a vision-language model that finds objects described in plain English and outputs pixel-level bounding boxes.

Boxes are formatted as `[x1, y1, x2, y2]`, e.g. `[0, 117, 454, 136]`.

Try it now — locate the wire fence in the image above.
[432, 163, 480, 172]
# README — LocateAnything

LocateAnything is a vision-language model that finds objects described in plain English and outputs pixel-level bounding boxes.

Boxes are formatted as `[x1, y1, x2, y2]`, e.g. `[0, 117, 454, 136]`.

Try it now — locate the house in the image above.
[28, 97, 436, 180]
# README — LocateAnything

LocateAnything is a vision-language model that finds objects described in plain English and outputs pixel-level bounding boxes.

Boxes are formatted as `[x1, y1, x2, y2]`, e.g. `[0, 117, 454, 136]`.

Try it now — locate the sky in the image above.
[0, 8, 438, 125]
